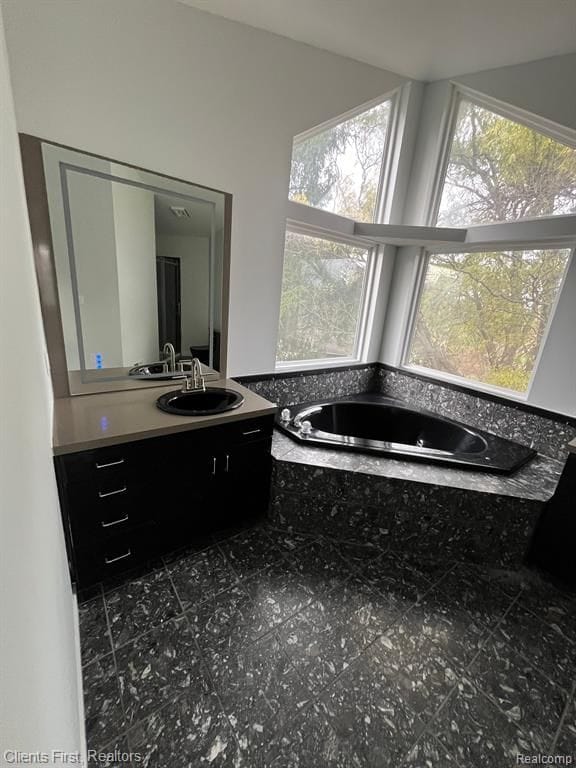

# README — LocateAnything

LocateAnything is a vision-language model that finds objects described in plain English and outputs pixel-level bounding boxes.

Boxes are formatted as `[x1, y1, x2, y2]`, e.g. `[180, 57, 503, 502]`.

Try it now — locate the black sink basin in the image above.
[156, 387, 244, 416]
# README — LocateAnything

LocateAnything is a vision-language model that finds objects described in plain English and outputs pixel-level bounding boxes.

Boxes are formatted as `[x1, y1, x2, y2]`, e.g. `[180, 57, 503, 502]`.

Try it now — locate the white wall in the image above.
[68, 171, 124, 368]
[2, 0, 406, 376]
[113, 182, 159, 366]
[0, 7, 82, 762]
[529, 252, 576, 415]
[455, 54, 576, 134]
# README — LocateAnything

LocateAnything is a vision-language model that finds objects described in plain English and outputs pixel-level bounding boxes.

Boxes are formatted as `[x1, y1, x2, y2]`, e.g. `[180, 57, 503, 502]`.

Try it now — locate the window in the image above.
[437, 98, 576, 226]
[277, 230, 370, 364]
[288, 100, 391, 221]
[407, 248, 572, 393]
[278, 95, 394, 368]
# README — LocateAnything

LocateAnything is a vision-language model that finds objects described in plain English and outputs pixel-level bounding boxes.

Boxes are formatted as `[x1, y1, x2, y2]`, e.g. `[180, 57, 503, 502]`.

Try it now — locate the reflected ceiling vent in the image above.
[170, 206, 191, 218]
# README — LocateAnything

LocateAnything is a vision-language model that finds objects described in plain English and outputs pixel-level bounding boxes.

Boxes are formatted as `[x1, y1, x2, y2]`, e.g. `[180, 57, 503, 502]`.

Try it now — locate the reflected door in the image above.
[156, 256, 181, 353]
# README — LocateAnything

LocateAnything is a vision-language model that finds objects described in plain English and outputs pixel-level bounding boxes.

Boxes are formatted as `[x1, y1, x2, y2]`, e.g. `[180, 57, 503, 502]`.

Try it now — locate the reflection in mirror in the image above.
[41, 143, 227, 388]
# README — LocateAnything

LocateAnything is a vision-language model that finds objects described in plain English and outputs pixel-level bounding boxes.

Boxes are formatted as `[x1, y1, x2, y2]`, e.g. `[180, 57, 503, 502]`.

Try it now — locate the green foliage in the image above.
[277, 232, 367, 362]
[439, 101, 576, 225]
[410, 249, 569, 392]
[289, 101, 390, 221]
[411, 100, 575, 391]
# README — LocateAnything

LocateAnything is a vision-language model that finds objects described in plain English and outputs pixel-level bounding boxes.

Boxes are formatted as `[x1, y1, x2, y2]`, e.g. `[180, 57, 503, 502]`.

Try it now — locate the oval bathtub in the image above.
[276, 394, 536, 473]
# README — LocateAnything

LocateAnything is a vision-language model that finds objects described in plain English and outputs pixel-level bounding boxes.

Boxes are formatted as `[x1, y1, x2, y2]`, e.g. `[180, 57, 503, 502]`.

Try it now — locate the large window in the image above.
[278, 96, 393, 368]
[407, 248, 572, 393]
[277, 230, 370, 364]
[288, 100, 391, 221]
[437, 99, 576, 226]
[403, 92, 576, 396]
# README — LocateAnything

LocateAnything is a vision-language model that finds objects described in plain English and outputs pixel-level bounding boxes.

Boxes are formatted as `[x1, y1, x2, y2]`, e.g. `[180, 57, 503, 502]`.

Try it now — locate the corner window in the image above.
[437, 98, 576, 226]
[406, 248, 572, 393]
[276, 230, 370, 365]
[288, 100, 391, 222]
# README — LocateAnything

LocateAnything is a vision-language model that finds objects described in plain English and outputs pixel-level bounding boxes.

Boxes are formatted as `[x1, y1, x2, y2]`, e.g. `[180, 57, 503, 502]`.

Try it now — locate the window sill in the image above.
[275, 357, 363, 374]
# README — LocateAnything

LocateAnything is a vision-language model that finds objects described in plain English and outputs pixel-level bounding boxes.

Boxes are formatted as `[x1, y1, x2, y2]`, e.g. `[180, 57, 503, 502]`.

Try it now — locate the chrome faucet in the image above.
[162, 342, 176, 373]
[182, 358, 206, 392]
[192, 357, 205, 391]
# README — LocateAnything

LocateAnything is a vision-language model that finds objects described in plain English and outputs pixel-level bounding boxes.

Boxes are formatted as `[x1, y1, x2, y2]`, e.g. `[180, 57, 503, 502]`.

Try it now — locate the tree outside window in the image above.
[407, 98, 575, 392]
[289, 100, 391, 222]
[277, 231, 368, 364]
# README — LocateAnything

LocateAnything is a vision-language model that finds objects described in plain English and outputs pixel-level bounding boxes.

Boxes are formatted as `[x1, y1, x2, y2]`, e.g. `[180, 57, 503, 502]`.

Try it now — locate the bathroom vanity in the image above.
[19, 134, 279, 589]
[53, 380, 276, 589]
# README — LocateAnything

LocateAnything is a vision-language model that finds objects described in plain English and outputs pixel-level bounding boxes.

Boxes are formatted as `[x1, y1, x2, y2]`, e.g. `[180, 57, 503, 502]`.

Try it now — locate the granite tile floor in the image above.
[79, 524, 576, 767]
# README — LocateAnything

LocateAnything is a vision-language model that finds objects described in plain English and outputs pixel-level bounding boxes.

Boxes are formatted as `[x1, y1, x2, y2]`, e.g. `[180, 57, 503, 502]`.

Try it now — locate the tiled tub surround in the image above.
[79, 524, 576, 767]
[271, 431, 563, 569]
[238, 364, 576, 462]
[237, 365, 573, 568]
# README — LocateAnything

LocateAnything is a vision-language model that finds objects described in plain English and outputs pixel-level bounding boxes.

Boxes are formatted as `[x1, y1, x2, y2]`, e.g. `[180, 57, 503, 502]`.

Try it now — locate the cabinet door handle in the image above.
[242, 429, 261, 436]
[212, 457, 217, 475]
[101, 514, 129, 528]
[98, 486, 127, 498]
[95, 459, 125, 469]
[225, 454, 230, 472]
[104, 549, 132, 565]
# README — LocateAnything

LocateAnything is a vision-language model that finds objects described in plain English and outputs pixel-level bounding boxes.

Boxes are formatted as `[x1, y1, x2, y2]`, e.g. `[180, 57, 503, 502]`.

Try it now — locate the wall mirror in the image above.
[19, 135, 231, 396]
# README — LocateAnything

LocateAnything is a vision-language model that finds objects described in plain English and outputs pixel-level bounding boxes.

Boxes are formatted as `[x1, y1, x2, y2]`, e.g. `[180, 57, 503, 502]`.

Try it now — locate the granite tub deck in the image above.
[79, 524, 576, 767]
[270, 430, 564, 569]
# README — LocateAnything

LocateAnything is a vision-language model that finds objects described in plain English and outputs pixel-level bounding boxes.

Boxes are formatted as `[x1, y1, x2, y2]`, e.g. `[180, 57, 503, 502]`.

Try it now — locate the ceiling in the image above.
[154, 194, 213, 238]
[176, 0, 576, 81]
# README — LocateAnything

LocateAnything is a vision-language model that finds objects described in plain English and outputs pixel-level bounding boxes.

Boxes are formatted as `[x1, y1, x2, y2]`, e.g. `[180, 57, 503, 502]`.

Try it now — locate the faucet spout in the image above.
[182, 358, 206, 392]
[192, 357, 205, 391]
[162, 342, 176, 373]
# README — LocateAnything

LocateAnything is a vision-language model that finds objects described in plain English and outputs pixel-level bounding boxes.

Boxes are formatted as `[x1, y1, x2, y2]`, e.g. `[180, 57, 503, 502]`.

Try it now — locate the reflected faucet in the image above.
[162, 342, 176, 373]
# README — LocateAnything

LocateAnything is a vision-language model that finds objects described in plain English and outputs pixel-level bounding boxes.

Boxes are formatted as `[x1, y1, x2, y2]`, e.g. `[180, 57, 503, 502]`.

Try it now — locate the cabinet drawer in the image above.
[217, 415, 274, 445]
[57, 443, 157, 486]
[74, 524, 158, 587]
[69, 485, 155, 543]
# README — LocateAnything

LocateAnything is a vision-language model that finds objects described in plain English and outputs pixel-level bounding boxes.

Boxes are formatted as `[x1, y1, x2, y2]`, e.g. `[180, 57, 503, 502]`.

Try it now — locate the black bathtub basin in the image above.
[276, 394, 536, 473]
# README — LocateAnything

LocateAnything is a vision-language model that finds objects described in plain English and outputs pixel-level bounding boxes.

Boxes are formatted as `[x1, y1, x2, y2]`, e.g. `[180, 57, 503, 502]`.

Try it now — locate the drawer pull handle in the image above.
[104, 549, 132, 565]
[212, 457, 217, 475]
[101, 514, 129, 528]
[95, 459, 125, 469]
[225, 454, 230, 472]
[98, 486, 127, 498]
[242, 429, 261, 436]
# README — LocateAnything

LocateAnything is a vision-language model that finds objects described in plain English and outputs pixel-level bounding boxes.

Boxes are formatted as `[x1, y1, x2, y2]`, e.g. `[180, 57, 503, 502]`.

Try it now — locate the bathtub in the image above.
[276, 393, 536, 473]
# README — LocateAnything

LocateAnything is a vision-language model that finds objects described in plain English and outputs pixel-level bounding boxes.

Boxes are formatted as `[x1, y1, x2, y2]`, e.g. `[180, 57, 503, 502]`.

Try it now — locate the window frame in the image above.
[275, 223, 379, 372]
[398, 85, 576, 403]
[276, 89, 401, 371]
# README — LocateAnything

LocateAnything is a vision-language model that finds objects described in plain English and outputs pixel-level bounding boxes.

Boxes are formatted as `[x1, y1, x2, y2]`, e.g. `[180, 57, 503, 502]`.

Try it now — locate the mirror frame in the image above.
[19, 134, 232, 397]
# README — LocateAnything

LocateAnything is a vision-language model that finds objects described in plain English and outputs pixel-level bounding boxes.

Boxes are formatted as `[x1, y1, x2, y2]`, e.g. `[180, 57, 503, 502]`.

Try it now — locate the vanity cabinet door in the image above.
[215, 437, 273, 522]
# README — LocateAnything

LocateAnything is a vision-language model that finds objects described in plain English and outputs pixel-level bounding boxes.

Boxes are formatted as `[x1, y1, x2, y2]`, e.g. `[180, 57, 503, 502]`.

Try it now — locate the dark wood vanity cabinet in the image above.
[54, 415, 274, 589]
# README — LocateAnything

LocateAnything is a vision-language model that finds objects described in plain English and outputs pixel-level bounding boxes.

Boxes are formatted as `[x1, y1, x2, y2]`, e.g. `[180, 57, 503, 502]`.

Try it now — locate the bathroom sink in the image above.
[156, 387, 244, 416]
